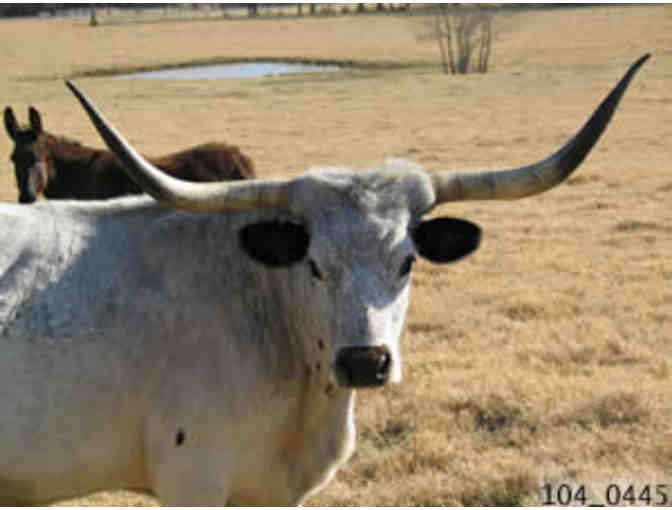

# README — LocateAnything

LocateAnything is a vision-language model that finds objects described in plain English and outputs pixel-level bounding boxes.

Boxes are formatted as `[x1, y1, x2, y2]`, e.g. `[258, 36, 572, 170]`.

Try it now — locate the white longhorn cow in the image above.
[0, 55, 648, 505]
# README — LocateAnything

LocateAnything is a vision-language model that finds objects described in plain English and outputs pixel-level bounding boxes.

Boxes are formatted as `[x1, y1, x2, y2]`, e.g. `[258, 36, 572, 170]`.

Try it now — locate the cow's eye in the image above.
[398, 255, 416, 278]
[308, 259, 323, 280]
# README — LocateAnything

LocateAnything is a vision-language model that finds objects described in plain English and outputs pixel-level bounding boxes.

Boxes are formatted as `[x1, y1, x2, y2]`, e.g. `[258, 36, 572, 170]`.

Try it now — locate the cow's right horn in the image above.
[430, 54, 649, 204]
[66, 81, 291, 213]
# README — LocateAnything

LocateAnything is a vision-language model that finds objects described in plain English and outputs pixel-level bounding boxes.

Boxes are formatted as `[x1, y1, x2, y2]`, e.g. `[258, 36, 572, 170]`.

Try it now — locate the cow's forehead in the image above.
[292, 161, 436, 220]
[287, 162, 435, 259]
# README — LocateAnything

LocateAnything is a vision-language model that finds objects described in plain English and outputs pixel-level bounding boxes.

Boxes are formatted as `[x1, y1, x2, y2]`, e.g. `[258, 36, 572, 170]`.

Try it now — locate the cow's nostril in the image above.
[376, 352, 391, 380]
[335, 346, 391, 388]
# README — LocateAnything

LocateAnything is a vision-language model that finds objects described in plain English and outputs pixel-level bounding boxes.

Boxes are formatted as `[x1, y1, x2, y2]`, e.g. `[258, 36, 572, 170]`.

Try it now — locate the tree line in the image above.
[0, 4, 413, 19]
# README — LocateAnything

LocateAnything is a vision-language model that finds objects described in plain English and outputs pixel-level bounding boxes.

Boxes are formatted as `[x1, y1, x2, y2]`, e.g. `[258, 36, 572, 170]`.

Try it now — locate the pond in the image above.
[115, 61, 342, 80]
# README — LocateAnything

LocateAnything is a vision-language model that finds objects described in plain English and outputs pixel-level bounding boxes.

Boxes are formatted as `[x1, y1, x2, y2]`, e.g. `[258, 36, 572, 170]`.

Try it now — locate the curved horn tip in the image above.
[430, 54, 650, 204]
[636, 53, 651, 66]
[626, 53, 650, 77]
[66, 81, 86, 109]
[65, 81, 82, 100]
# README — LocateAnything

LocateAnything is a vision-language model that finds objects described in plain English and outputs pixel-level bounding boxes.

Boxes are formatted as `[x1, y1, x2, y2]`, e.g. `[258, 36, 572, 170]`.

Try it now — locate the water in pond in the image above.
[116, 62, 341, 79]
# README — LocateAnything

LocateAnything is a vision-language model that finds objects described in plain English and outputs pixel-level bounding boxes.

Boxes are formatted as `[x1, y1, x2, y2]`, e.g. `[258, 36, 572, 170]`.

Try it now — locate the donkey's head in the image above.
[4, 107, 52, 204]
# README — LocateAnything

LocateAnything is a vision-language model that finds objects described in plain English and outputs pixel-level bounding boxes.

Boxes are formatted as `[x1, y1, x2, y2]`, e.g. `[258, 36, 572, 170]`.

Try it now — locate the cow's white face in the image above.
[239, 166, 481, 389]
[301, 200, 415, 386]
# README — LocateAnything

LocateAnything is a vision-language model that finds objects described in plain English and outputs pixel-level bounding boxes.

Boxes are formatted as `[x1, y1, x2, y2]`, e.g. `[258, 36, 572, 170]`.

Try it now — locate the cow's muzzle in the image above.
[335, 346, 391, 388]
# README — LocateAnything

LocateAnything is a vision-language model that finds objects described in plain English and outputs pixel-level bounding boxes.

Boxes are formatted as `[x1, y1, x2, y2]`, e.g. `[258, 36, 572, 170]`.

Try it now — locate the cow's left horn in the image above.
[431, 54, 649, 204]
[66, 81, 291, 213]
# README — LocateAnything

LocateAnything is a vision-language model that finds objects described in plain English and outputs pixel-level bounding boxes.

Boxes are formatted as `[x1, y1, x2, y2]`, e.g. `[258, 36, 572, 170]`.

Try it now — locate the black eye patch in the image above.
[412, 217, 481, 263]
[239, 220, 310, 267]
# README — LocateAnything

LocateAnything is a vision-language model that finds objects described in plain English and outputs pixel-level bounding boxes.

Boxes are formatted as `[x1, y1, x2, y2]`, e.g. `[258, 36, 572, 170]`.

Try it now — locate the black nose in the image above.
[335, 346, 391, 388]
[19, 194, 35, 204]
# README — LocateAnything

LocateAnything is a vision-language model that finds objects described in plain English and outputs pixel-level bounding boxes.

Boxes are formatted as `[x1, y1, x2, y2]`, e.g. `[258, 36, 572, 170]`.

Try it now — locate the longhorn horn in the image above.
[432, 54, 650, 203]
[66, 81, 291, 213]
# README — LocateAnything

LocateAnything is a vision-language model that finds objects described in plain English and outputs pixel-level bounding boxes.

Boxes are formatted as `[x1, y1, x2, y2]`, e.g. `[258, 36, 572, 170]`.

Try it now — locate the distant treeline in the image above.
[0, 3, 607, 19]
[0, 4, 255, 18]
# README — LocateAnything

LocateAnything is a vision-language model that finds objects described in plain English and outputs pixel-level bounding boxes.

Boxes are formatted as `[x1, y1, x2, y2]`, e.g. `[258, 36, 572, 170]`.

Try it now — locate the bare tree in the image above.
[89, 6, 98, 26]
[433, 4, 494, 74]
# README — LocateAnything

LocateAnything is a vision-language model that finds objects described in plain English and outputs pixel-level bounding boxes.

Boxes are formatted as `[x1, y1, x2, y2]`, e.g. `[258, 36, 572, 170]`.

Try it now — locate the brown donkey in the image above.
[4, 106, 255, 203]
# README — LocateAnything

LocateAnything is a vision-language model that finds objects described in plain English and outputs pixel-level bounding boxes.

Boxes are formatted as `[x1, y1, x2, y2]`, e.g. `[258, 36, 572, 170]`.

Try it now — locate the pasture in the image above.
[0, 5, 670, 506]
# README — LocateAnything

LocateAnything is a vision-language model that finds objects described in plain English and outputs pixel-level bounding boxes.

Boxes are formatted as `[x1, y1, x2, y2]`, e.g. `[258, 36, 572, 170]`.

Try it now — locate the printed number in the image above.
[541, 484, 587, 506]
[606, 484, 622, 505]
[656, 485, 669, 506]
[622, 485, 636, 504]
[639, 485, 652, 505]
[605, 485, 669, 506]
[544, 483, 669, 506]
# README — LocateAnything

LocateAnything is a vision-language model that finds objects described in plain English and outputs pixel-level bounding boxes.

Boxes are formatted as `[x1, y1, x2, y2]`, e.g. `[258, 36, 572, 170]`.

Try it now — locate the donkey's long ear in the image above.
[28, 107, 42, 133]
[4, 107, 18, 140]
[412, 217, 481, 263]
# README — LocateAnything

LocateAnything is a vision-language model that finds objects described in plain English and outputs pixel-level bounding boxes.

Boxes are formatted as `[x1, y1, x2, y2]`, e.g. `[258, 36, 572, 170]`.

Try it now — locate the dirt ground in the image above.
[1, 4, 670, 506]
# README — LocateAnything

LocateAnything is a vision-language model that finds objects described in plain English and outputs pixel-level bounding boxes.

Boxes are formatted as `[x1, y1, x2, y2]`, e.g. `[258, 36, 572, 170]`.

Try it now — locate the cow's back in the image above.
[0, 199, 163, 335]
[0, 198, 164, 504]
[0, 203, 82, 331]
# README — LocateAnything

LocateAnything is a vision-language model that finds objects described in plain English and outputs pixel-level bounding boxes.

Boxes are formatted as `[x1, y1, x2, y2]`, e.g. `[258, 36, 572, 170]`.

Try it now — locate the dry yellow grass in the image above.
[1, 5, 670, 506]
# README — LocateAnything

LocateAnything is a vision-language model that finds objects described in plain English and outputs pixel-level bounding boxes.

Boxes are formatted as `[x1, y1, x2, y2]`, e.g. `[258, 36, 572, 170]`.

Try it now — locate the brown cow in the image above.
[4, 106, 255, 203]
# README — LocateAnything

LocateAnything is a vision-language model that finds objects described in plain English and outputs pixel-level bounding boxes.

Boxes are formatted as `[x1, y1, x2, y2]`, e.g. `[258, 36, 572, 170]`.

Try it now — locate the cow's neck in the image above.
[252, 376, 357, 505]
[235, 317, 357, 503]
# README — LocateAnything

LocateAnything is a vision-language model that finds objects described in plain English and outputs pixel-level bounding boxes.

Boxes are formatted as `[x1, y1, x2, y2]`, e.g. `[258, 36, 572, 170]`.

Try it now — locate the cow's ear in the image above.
[28, 107, 42, 133]
[4, 107, 18, 140]
[239, 220, 310, 267]
[412, 217, 481, 263]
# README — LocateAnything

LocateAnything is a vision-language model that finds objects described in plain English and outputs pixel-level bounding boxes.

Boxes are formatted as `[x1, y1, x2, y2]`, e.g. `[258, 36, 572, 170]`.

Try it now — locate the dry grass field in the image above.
[1, 4, 670, 506]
